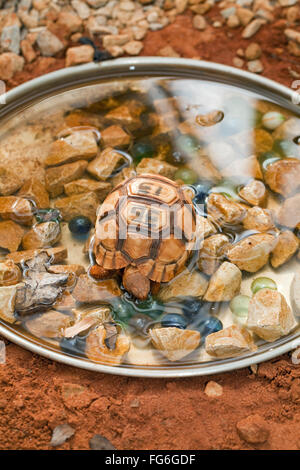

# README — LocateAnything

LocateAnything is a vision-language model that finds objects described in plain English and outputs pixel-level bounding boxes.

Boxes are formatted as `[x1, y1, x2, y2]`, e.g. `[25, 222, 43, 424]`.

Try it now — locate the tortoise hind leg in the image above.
[123, 266, 150, 300]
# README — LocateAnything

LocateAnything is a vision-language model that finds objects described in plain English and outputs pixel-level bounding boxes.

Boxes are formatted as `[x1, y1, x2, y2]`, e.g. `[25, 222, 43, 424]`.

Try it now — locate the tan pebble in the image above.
[245, 42, 262, 60]
[247, 289, 295, 342]
[0, 52, 24, 80]
[131, 27, 147, 41]
[242, 19, 265, 39]
[22, 221, 61, 250]
[213, 21, 222, 28]
[237, 7, 254, 26]
[0, 221, 25, 253]
[65, 45, 94, 67]
[271, 231, 299, 268]
[0, 197, 33, 226]
[227, 14, 240, 28]
[284, 28, 300, 44]
[190, 3, 212, 15]
[233, 57, 244, 68]
[20, 39, 36, 63]
[54, 192, 99, 224]
[102, 34, 131, 48]
[130, 398, 140, 408]
[18, 177, 50, 209]
[236, 414, 269, 444]
[279, 0, 298, 7]
[106, 45, 124, 57]
[0, 285, 19, 324]
[286, 6, 300, 23]
[204, 262, 242, 302]
[123, 40, 143, 55]
[204, 381, 223, 398]
[57, 11, 82, 36]
[158, 45, 180, 57]
[291, 274, 300, 317]
[119, 0, 136, 11]
[205, 325, 256, 359]
[0, 167, 23, 196]
[45, 160, 88, 198]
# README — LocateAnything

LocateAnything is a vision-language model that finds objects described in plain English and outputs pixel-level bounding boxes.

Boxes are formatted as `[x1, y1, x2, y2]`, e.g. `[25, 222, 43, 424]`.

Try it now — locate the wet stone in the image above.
[25, 310, 72, 339]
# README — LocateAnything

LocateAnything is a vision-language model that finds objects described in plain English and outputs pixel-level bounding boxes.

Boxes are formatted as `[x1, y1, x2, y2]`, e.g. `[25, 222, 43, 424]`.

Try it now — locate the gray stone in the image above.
[36, 29, 64, 56]
[1, 24, 21, 55]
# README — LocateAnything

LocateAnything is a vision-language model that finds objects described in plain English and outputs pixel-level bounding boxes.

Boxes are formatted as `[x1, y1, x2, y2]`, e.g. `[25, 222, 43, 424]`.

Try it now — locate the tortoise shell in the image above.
[94, 174, 198, 283]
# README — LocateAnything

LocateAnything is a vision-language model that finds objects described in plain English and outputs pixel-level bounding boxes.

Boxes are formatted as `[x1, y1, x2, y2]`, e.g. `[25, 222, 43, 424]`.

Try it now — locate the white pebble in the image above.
[262, 111, 285, 130]
[0, 340, 5, 364]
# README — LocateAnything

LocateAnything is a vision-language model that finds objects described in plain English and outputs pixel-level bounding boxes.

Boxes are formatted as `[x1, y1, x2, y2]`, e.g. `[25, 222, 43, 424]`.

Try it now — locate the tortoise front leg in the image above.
[123, 266, 150, 300]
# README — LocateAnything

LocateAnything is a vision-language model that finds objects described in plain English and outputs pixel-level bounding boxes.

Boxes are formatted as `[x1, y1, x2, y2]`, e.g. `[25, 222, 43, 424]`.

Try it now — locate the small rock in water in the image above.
[89, 434, 116, 450]
[0, 340, 6, 364]
[204, 381, 223, 397]
[50, 423, 75, 447]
